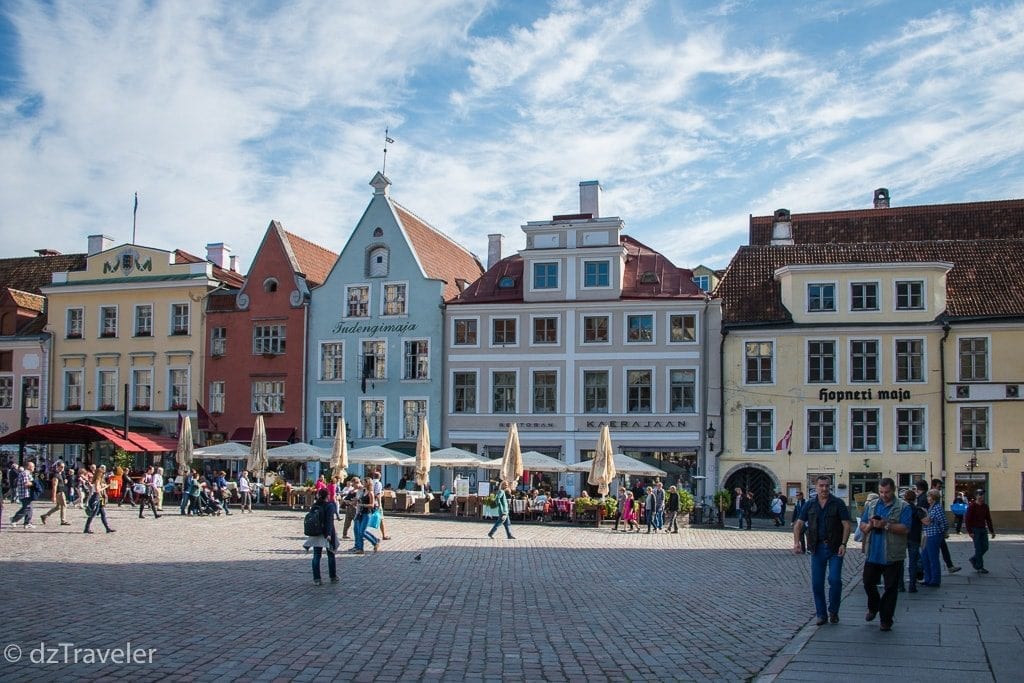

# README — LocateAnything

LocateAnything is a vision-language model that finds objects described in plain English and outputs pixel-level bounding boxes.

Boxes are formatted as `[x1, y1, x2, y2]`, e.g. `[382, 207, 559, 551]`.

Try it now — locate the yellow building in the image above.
[41, 236, 243, 442]
[716, 196, 1024, 525]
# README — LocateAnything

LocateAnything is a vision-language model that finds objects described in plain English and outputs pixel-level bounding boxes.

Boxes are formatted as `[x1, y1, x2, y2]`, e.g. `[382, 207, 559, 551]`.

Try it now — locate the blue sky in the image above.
[2, 0, 1023, 272]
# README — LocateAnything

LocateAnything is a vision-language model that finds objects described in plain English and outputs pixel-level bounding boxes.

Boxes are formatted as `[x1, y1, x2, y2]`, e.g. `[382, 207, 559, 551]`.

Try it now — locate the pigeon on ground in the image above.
[414, 554, 422, 561]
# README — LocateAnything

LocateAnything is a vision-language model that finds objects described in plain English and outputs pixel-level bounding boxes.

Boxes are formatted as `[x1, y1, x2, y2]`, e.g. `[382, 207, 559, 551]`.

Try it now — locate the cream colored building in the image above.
[41, 236, 243, 441]
[717, 197, 1024, 524]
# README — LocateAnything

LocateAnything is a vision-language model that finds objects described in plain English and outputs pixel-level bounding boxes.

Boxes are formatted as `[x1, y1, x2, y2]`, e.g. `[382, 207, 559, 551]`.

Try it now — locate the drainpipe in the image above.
[939, 320, 951, 480]
[700, 297, 710, 501]
[716, 327, 728, 496]
[301, 298, 309, 444]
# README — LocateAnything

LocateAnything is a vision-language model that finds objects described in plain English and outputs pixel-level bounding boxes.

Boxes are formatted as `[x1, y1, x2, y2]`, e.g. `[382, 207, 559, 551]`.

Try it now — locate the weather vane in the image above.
[382, 127, 395, 176]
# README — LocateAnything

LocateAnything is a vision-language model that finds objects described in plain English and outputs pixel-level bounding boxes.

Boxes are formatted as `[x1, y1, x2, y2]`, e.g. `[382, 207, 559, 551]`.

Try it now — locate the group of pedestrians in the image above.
[606, 481, 684, 533]
[794, 475, 998, 633]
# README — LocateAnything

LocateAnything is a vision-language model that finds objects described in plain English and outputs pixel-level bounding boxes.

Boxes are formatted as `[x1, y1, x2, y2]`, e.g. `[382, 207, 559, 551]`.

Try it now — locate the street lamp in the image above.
[706, 422, 716, 452]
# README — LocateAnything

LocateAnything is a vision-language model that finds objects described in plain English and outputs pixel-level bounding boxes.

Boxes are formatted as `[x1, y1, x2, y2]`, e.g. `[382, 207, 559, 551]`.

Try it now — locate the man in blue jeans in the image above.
[793, 475, 851, 626]
[965, 490, 996, 573]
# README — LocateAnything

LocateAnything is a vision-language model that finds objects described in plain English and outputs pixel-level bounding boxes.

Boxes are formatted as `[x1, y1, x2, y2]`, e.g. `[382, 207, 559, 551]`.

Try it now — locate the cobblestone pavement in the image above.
[2, 505, 869, 682]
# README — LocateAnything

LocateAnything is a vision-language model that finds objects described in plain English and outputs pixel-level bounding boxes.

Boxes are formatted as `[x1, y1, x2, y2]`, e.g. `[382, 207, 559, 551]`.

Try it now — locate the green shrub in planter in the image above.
[678, 489, 695, 514]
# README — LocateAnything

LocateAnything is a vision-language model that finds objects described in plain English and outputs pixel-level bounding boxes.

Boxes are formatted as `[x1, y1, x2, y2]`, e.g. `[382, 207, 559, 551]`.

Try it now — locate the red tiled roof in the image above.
[450, 234, 705, 304]
[6, 288, 45, 313]
[174, 250, 245, 288]
[392, 202, 484, 301]
[749, 199, 1024, 245]
[718, 240, 1024, 324]
[0, 252, 87, 294]
[281, 229, 337, 287]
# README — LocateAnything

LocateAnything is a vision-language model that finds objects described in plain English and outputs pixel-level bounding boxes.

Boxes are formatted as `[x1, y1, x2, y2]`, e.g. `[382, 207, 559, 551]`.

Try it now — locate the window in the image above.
[533, 262, 558, 289]
[669, 314, 696, 343]
[368, 247, 389, 277]
[692, 275, 710, 292]
[263, 277, 278, 293]
[361, 399, 385, 438]
[403, 340, 429, 380]
[895, 339, 924, 382]
[169, 369, 189, 410]
[347, 286, 369, 317]
[210, 327, 227, 356]
[319, 400, 344, 438]
[98, 370, 117, 409]
[626, 314, 654, 343]
[850, 408, 879, 451]
[0, 377, 11, 409]
[132, 369, 152, 410]
[99, 306, 118, 337]
[251, 380, 285, 413]
[0, 352, 10, 373]
[807, 341, 836, 383]
[171, 303, 189, 335]
[21, 377, 38, 409]
[583, 260, 609, 287]
[209, 381, 225, 414]
[669, 369, 696, 413]
[402, 400, 426, 439]
[253, 325, 286, 355]
[807, 283, 835, 312]
[745, 341, 774, 384]
[582, 316, 609, 343]
[532, 371, 557, 413]
[958, 337, 988, 381]
[492, 318, 517, 345]
[897, 472, 925, 490]
[850, 340, 879, 382]
[361, 341, 386, 380]
[453, 372, 477, 414]
[66, 308, 83, 339]
[583, 371, 608, 413]
[134, 304, 152, 337]
[383, 283, 407, 315]
[807, 409, 836, 452]
[896, 408, 925, 452]
[453, 319, 478, 345]
[895, 280, 924, 310]
[532, 317, 558, 344]
[492, 371, 516, 413]
[627, 370, 652, 413]
[959, 407, 989, 450]
[314, 342, 342, 381]
[745, 409, 773, 451]
[64, 370, 83, 409]
[850, 282, 878, 311]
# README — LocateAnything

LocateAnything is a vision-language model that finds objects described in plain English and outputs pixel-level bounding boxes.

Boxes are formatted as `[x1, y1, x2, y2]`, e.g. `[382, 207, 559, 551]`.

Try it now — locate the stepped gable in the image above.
[393, 202, 483, 301]
[749, 198, 1024, 246]
[718, 239, 1024, 324]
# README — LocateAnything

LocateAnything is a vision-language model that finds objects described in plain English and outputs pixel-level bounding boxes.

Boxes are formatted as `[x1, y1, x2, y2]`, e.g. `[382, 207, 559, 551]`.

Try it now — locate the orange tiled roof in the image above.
[718, 239, 1024, 324]
[281, 229, 337, 287]
[174, 249, 245, 288]
[7, 288, 45, 313]
[749, 198, 1024, 245]
[392, 202, 483, 301]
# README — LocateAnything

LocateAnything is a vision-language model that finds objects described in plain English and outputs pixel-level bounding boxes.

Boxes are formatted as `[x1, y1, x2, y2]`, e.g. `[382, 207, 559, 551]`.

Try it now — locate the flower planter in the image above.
[482, 504, 499, 519]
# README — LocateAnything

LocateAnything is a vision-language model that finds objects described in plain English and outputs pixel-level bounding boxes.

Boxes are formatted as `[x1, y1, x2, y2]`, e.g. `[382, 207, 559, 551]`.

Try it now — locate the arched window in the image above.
[368, 247, 389, 277]
[373, 227, 384, 238]
[263, 277, 279, 293]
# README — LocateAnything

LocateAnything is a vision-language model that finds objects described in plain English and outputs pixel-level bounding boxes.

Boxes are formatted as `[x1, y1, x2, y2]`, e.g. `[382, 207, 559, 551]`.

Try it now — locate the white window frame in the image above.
[623, 367, 654, 414]
[893, 337, 927, 384]
[251, 379, 285, 414]
[346, 284, 370, 318]
[96, 368, 118, 410]
[360, 398, 386, 439]
[666, 367, 698, 414]
[98, 305, 118, 338]
[381, 281, 408, 316]
[849, 406, 881, 453]
[401, 398, 428, 439]
[805, 407, 837, 453]
[806, 338, 838, 384]
[692, 275, 710, 292]
[581, 368, 610, 414]
[209, 381, 226, 414]
[168, 367, 190, 410]
[530, 368, 559, 415]
[0, 375, 13, 410]
[529, 314, 559, 347]
[849, 280, 881, 312]
[451, 370, 478, 414]
[848, 338, 881, 384]
[253, 325, 286, 355]
[452, 317, 480, 348]
[958, 405, 991, 452]
[807, 281, 837, 313]
[743, 339, 776, 386]
[402, 338, 429, 381]
[894, 280, 925, 311]
[667, 313, 697, 344]
[531, 261, 559, 291]
[66, 307, 84, 339]
[743, 407, 774, 453]
[624, 312, 655, 344]
[893, 405, 927, 453]
[490, 369, 518, 415]
[956, 335, 990, 382]
[581, 314, 611, 345]
[131, 368, 152, 410]
[319, 341, 345, 381]
[210, 327, 227, 357]
[170, 302, 190, 336]
[581, 259, 612, 289]
[489, 316, 520, 348]
[318, 398, 345, 439]
[21, 375, 40, 410]
[133, 303, 153, 337]
[63, 369, 83, 409]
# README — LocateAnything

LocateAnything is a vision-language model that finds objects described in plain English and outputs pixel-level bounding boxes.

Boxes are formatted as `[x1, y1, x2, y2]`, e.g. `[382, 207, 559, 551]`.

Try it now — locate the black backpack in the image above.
[304, 504, 325, 536]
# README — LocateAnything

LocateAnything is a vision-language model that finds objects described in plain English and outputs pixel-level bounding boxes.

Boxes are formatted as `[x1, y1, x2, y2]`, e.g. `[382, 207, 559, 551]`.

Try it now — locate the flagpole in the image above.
[132, 192, 138, 244]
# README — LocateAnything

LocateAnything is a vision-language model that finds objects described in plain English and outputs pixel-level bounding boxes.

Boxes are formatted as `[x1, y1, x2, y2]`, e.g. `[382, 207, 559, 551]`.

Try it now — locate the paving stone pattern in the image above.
[0, 505, 910, 682]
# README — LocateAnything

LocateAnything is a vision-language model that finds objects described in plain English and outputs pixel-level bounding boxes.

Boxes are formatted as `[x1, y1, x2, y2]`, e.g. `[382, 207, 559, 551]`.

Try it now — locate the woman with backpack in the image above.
[305, 488, 338, 585]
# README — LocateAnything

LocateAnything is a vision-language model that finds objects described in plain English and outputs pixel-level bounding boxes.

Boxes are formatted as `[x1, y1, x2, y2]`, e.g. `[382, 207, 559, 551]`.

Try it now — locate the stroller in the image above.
[198, 488, 224, 515]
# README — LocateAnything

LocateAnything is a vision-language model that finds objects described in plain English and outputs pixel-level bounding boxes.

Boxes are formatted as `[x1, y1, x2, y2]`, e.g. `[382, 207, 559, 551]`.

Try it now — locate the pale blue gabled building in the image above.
[306, 173, 483, 486]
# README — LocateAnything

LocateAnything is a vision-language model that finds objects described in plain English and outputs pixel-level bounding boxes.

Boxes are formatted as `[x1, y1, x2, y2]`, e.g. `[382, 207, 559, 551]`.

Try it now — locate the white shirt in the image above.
[153, 473, 164, 489]
[238, 476, 250, 492]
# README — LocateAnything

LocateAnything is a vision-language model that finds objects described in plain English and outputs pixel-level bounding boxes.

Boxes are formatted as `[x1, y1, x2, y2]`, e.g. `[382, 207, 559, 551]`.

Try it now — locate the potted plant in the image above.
[713, 489, 732, 528]
[678, 490, 695, 525]
[99, 403, 115, 411]
[601, 496, 618, 518]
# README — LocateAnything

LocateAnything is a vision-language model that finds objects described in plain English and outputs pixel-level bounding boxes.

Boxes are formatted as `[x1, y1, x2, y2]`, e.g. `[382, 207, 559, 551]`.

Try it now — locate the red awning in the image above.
[0, 423, 179, 453]
[125, 433, 179, 452]
[229, 427, 297, 444]
[91, 427, 147, 452]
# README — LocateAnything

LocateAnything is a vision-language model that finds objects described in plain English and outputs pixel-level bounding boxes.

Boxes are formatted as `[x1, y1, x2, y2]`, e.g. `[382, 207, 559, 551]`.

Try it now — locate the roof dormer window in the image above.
[640, 271, 659, 284]
[497, 276, 516, 289]
[368, 246, 389, 277]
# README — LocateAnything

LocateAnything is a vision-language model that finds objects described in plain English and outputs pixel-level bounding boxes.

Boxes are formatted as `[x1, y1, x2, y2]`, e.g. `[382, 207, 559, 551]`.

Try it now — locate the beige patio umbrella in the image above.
[499, 422, 523, 488]
[175, 415, 193, 475]
[588, 424, 617, 497]
[331, 418, 349, 481]
[414, 416, 431, 489]
[247, 414, 268, 478]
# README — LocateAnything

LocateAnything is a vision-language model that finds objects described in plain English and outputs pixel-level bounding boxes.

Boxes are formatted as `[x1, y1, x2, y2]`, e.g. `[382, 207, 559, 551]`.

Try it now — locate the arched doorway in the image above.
[724, 465, 778, 519]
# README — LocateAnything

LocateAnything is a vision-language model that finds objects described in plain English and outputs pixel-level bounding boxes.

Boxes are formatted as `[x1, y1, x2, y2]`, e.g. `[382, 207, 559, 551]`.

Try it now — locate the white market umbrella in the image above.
[429, 447, 488, 467]
[414, 416, 431, 489]
[331, 418, 349, 481]
[588, 424, 617, 497]
[481, 450, 568, 473]
[193, 442, 250, 460]
[247, 414, 268, 477]
[498, 423, 523, 488]
[568, 453, 668, 478]
[347, 445, 413, 466]
[266, 442, 331, 463]
[175, 415, 193, 474]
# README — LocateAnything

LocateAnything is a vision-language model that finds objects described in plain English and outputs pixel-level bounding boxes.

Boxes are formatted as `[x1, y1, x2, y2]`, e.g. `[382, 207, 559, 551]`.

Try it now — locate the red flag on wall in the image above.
[775, 420, 793, 453]
[196, 400, 213, 431]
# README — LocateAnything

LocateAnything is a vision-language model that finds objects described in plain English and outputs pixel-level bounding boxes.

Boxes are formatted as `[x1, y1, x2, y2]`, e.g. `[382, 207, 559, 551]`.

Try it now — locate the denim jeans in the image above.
[969, 527, 989, 569]
[11, 497, 34, 525]
[354, 513, 370, 550]
[923, 535, 942, 586]
[489, 514, 513, 538]
[312, 546, 336, 581]
[810, 542, 844, 618]
[906, 542, 921, 589]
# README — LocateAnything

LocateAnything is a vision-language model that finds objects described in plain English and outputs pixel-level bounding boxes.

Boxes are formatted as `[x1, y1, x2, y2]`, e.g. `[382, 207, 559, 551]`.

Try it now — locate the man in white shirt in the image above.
[237, 471, 252, 512]
[371, 471, 391, 540]
[153, 467, 165, 511]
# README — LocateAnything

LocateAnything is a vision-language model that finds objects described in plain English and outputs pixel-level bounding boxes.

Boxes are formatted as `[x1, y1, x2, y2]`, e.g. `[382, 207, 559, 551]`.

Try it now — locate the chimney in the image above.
[770, 209, 794, 245]
[206, 242, 230, 268]
[229, 255, 240, 272]
[487, 234, 503, 270]
[873, 187, 890, 209]
[579, 180, 601, 218]
[87, 234, 114, 256]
